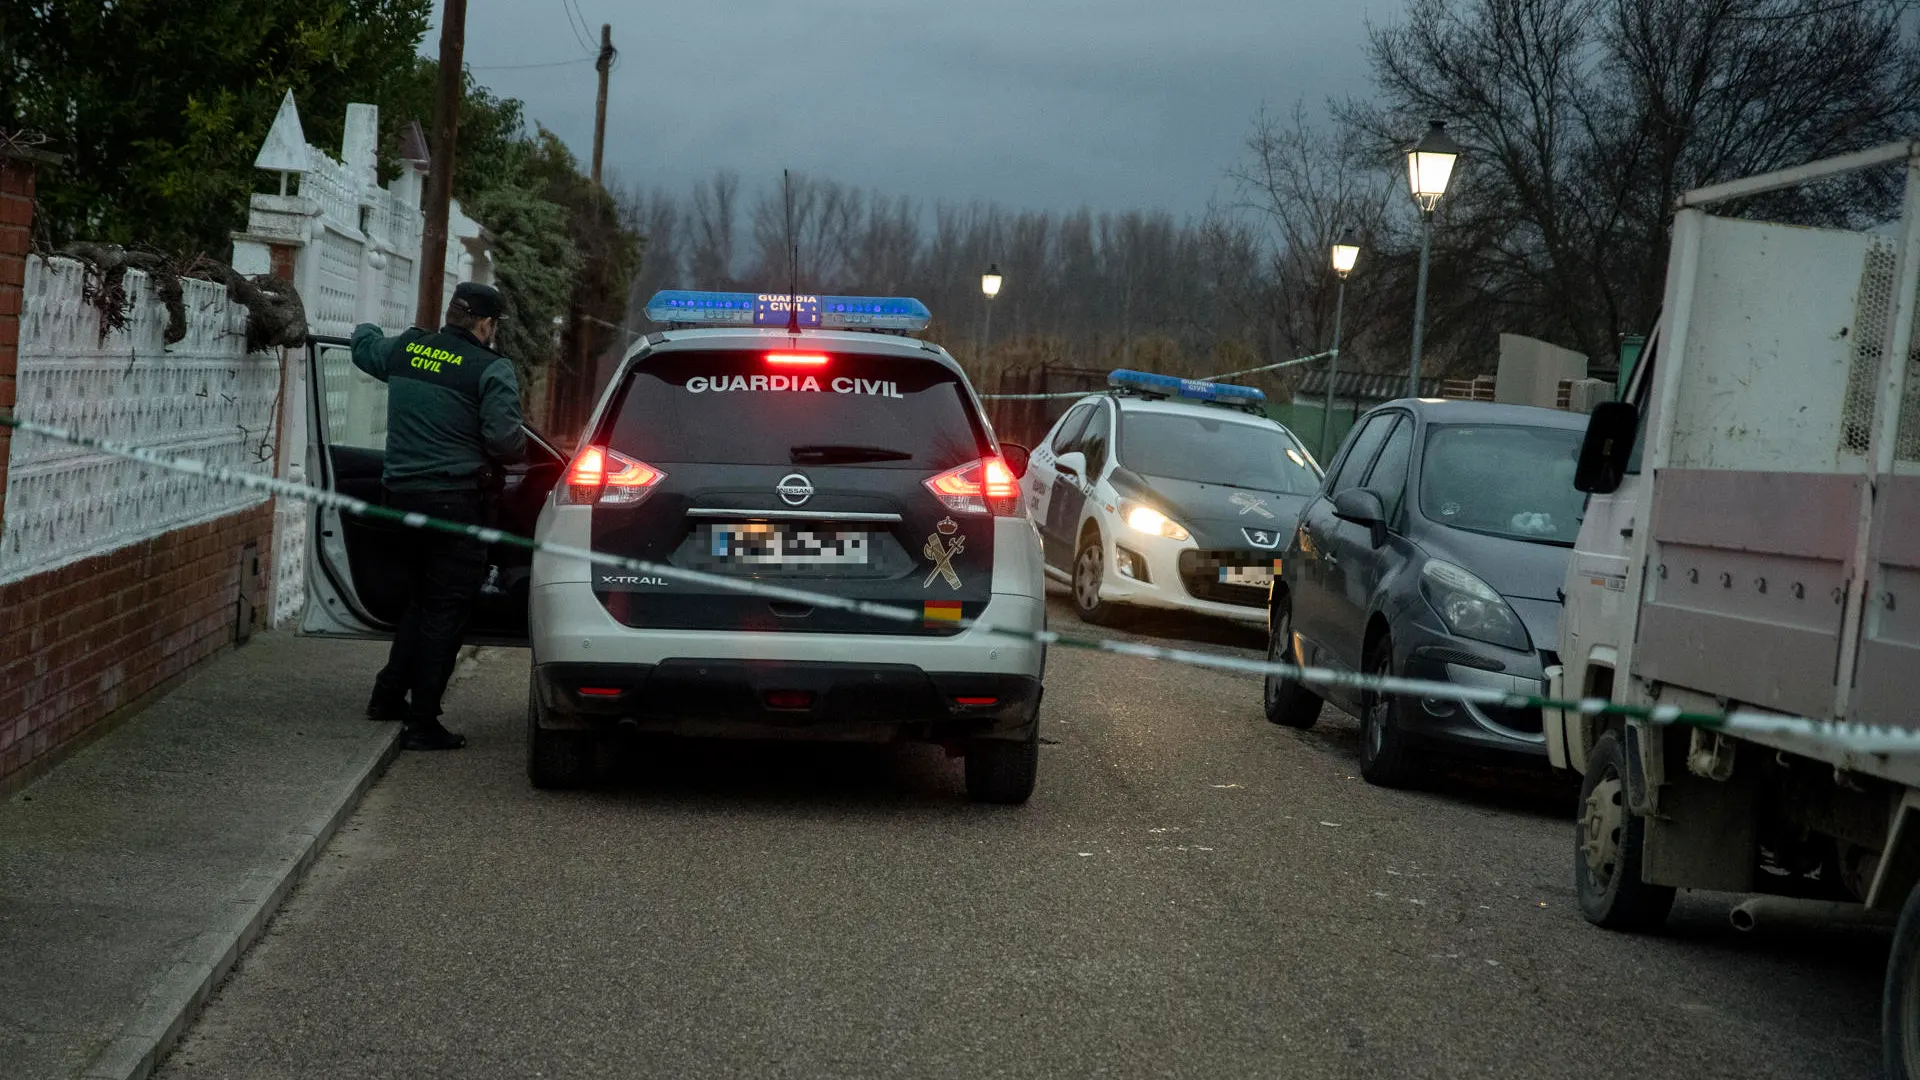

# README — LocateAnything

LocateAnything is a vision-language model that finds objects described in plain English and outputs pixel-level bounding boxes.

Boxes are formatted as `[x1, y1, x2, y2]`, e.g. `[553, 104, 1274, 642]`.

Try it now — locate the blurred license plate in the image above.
[1219, 565, 1274, 587]
[709, 524, 869, 565]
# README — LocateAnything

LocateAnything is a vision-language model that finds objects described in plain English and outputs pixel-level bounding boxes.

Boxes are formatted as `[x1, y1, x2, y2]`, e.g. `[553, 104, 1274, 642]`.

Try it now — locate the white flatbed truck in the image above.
[1549, 140, 1920, 1077]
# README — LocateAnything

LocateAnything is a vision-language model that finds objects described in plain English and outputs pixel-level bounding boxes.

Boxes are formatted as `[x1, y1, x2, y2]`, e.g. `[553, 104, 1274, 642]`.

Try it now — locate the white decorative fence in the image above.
[0, 93, 493, 624]
[0, 258, 278, 583]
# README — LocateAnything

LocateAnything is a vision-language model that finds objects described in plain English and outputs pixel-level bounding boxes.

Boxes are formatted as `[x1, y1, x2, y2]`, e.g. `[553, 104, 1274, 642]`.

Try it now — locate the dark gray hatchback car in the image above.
[1263, 399, 1587, 786]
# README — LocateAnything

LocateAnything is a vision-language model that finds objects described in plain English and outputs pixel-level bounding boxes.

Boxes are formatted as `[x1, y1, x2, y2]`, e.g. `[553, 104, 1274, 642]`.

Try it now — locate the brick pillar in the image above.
[268, 242, 298, 283]
[0, 150, 40, 540]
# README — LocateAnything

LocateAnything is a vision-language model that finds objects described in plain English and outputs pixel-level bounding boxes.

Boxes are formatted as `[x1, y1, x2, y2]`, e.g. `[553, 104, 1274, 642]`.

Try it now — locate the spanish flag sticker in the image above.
[924, 600, 963, 625]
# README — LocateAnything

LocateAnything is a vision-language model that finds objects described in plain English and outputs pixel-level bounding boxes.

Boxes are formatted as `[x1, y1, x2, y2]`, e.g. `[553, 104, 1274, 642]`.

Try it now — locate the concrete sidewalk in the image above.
[0, 633, 403, 1080]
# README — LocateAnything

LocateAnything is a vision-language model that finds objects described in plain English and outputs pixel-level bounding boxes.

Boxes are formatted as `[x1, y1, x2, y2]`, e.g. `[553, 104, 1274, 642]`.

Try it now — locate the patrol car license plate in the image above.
[1219, 565, 1274, 588]
[708, 524, 869, 566]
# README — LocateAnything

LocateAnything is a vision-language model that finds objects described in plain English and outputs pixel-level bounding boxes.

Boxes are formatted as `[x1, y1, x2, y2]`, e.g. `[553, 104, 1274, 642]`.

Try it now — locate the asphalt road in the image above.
[160, 596, 1887, 1079]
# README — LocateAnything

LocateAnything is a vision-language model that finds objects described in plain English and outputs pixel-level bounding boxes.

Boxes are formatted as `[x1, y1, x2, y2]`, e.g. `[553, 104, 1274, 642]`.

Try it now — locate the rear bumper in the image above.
[534, 659, 1041, 741]
[529, 582, 1045, 741]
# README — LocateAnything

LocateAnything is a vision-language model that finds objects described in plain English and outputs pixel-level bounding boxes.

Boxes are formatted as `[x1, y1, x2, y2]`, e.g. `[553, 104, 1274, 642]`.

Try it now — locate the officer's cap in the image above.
[450, 281, 505, 320]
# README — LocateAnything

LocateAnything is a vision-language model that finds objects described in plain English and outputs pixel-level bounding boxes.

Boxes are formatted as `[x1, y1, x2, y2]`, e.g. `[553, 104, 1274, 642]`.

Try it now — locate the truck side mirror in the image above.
[1000, 443, 1031, 479]
[1575, 401, 1638, 495]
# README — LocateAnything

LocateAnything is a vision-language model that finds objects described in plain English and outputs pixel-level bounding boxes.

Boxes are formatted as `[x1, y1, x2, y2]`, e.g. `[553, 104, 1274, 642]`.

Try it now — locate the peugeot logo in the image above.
[777, 472, 815, 506]
[1243, 527, 1281, 549]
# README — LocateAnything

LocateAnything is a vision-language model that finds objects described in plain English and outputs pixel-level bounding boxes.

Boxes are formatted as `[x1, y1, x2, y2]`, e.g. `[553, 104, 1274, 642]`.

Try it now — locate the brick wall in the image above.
[0, 152, 33, 538]
[0, 504, 274, 793]
[0, 151, 278, 794]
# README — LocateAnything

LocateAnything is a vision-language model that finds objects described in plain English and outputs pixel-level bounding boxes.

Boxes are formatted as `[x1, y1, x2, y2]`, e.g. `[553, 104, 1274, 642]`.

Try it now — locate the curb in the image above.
[78, 724, 404, 1080]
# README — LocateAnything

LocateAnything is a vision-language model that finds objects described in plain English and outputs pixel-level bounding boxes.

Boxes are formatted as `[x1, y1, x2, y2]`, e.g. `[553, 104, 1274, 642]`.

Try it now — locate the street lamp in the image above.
[1322, 230, 1360, 458]
[979, 263, 1003, 361]
[1405, 119, 1461, 398]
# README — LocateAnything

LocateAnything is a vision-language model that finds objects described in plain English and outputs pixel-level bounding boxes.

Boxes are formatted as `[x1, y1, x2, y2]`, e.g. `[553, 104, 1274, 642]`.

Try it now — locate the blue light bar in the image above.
[645, 290, 758, 326]
[645, 291, 931, 332]
[1108, 368, 1266, 406]
[818, 295, 932, 331]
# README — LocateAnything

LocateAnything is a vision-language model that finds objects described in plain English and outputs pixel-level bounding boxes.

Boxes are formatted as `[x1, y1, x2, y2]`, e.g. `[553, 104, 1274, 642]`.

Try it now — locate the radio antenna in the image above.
[783, 169, 800, 334]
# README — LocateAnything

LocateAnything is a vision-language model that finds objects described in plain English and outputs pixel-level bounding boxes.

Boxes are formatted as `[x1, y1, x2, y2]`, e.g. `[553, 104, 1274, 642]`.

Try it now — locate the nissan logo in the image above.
[777, 473, 815, 506]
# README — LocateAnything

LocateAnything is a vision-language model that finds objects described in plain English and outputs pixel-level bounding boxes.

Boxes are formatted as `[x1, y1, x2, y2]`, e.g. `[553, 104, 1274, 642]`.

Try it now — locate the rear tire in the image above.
[1264, 595, 1321, 729]
[966, 724, 1039, 805]
[1574, 729, 1675, 931]
[1885, 883, 1920, 1079]
[1072, 532, 1121, 626]
[527, 684, 594, 790]
[1358, 636, 1420, 787]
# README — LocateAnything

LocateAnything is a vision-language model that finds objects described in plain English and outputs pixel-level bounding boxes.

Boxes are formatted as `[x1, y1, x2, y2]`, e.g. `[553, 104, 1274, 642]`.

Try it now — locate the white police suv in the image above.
[523, 292, 1047, 800]
[1026, 370, 1323, 626]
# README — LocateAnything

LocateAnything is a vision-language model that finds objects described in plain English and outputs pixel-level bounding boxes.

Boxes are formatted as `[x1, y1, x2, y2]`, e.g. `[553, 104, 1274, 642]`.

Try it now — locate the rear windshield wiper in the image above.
[789, 444, 914, 465]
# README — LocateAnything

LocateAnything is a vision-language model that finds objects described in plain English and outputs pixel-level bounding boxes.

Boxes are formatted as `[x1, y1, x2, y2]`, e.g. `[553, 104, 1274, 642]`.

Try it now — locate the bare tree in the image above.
[621, 174, 1276, 384]
[687, 170, 740, 289]
[1345, 0, 1920, 367]
[615, 184, 683, 319]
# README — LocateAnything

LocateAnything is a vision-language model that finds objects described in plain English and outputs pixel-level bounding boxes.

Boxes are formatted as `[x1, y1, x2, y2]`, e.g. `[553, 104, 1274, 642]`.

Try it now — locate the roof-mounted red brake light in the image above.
[563, 445, 665, 506]
[925, 457, 1023, 517]
[766, 352, 829, 367]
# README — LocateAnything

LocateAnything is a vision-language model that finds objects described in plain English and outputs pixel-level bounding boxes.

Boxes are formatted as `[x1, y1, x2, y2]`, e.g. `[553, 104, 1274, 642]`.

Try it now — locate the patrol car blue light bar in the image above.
[1108, 368, 1266, 406]
[645, 290, 932, 332]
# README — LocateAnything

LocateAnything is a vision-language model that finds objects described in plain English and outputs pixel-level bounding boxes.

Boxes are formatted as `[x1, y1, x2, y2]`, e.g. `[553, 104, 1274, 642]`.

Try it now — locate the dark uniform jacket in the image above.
[349, 323, 528, 491]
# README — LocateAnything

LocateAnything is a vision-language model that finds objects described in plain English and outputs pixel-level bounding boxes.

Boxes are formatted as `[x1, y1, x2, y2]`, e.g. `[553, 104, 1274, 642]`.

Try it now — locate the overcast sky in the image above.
[437, 0, 1403, 218]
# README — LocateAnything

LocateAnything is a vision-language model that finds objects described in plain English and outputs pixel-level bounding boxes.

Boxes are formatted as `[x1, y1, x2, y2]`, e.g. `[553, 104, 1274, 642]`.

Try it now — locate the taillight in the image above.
[563, 445, 665, 506]
[766, 352, 829, 366]
[925, 457, 1024, 516]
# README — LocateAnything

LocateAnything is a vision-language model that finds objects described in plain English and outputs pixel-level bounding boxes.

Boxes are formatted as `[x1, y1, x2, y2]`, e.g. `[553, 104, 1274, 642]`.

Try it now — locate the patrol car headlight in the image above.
[1419, 560, 1530, 652]
[1121, 499, 1190, 542]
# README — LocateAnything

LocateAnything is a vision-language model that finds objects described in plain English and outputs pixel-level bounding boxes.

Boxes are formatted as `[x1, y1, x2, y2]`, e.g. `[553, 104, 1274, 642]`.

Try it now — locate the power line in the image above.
[468, 56, 594, 70]
[563, 0, 597, 52]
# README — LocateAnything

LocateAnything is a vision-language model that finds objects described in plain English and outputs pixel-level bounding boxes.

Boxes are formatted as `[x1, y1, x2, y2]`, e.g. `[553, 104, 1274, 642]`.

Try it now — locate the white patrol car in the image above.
[301, 290, 1047, 802]
[526, 292, 1046, 800]
[1025, 370, 1324, 626]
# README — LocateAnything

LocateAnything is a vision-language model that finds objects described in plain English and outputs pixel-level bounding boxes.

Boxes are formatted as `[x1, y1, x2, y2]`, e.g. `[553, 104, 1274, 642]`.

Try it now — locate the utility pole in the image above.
[555, 23, 616, 440]
[415, 0, 466, 328]
[591, 24, 614, 186]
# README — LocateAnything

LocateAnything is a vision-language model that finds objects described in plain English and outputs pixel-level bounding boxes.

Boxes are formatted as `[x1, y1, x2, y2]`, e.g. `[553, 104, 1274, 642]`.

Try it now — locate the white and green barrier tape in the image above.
[5, 411, 1917, 755]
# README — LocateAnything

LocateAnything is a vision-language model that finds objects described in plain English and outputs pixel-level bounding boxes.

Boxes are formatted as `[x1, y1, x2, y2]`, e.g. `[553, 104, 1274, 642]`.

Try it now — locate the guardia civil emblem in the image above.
[1229, 492, 1275, 519]
[923, 517, 966, 590]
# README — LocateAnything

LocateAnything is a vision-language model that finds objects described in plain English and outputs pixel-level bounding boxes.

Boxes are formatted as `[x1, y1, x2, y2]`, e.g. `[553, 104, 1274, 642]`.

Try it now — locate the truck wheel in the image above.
[1264, 595, 1321, 729]
[1072, 533, 1121, 626]
[527, 684, 595, 790]
[966, 723, 1039, 805]
[1885, 883, 1920, 1079]
[1574, 729, 1675, 931]
[1358, 637, 1419, 787]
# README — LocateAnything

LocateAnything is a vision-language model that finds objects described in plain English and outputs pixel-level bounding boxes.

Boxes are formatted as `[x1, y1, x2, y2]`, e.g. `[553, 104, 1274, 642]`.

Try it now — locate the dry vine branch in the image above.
[55, 244, 308, 352]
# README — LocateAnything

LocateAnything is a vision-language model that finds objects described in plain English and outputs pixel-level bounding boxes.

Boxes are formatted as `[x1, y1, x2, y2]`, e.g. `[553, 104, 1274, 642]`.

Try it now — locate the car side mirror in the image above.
[1054, 450, 1087, 480]
[1332, 487, 1389, 548]
[1000, 443, 1031, 480]
[1575, 401, 1639, 495]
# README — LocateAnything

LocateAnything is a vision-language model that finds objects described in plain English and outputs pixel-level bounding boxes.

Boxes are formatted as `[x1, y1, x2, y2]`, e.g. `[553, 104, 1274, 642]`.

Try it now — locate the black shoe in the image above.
[402, 721, 468, 751]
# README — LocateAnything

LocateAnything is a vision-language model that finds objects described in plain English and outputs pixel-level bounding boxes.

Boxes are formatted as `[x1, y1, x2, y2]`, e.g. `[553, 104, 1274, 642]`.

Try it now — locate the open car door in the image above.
[300, 334, 566, 644]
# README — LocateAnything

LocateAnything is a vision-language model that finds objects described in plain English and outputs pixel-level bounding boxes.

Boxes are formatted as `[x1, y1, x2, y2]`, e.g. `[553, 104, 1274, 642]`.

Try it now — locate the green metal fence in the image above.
[1269, 401, 1360, 465]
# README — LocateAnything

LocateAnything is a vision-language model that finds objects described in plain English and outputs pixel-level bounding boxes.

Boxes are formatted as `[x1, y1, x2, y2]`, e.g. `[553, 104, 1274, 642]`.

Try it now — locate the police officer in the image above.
[350, 282, 526, 750]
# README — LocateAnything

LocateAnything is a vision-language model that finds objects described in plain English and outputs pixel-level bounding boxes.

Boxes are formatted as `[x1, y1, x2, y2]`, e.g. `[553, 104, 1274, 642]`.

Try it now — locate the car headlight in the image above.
[1120, 498, 1190, 541]
[1420, 560, 1531, 651]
